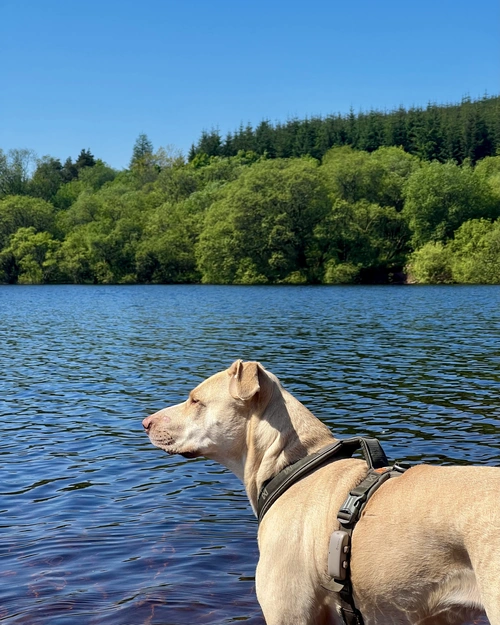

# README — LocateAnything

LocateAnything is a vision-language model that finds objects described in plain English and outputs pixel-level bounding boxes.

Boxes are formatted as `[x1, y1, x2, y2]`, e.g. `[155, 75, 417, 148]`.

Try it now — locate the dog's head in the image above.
[142, 360, 275, 472]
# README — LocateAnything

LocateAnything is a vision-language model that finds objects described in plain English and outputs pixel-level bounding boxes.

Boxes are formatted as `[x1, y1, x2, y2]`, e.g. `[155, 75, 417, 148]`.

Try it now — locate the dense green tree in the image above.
[450, 219, 500, 283]
[54, 183, 151, 283]
[52, 179, 83, 211]
[128, 136, 180, 188]
[56, 229, 95, 283]
[0, 149, 37, 197]
[196, 158, 330, 284]
[136, 194, 207, 283]
[405, 241, 453, 284]
[155, 164, 200, 201]
[29, 156, 64, 202]
[402, 160, 498, 247]
[78, 160, 116, 190]
[0, 226, 61, 284]
[474, 156, 500, 201]
[59, 188, 102, 229]
[0, 195, 55, 248]
[370, 146, 420, 210]
[408, 218, 500, 284]
[322, 145, 418, 211]
[187, 143, 197, 162]
[311, 199, 409, 282]
[274, 121, 295, 158]
[293, 119, 316, 157]
[322, 146, 385, 204]
[418, 105, 445, 161]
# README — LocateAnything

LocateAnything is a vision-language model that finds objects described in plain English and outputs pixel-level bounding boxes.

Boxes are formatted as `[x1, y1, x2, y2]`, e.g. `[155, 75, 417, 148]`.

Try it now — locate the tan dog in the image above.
[142, 360, 500, 625]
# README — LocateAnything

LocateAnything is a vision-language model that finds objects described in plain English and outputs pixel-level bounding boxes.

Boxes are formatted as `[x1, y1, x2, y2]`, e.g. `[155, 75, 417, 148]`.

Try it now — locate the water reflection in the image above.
[1, 285, 499, 624]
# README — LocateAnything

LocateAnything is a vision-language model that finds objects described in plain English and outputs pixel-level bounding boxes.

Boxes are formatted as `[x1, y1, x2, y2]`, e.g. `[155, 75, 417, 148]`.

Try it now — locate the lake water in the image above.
[1, 284, 499, 625]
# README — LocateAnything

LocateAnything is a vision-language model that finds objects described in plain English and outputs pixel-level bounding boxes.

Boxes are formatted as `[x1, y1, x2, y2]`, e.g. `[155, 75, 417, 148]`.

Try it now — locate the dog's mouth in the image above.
[147, 435, 200, 459]
[143, 424, 201, 459]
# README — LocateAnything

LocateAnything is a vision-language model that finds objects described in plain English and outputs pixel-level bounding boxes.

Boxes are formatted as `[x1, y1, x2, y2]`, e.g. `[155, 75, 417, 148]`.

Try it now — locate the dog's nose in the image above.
[142, 416, 153, 432]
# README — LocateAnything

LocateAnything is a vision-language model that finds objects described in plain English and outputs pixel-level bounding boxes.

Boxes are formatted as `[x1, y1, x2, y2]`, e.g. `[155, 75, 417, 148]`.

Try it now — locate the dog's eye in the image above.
[190, 396, 200, 405]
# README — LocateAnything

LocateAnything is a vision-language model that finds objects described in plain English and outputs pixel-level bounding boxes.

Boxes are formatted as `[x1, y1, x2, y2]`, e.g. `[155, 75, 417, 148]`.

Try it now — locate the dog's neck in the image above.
[242, 386, 335, 515]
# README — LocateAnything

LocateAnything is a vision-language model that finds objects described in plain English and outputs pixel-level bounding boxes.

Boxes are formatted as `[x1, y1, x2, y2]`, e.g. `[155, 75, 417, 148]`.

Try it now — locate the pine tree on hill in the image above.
[130, 134, 154, 168]
[190, 95, 500, 164]
[75, 149, 96, 170]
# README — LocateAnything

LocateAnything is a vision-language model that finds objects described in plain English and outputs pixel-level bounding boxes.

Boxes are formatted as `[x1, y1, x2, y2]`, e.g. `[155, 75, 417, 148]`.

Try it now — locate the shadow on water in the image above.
[1, 284, 499, 624]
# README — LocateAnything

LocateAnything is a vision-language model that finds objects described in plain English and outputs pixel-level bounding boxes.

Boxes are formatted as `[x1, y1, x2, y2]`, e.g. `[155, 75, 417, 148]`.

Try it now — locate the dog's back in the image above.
[351, 464, 500, 625]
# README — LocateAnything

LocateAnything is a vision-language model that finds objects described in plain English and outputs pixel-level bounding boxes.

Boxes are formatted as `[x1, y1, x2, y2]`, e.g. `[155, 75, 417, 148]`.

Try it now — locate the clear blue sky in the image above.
[1, 0, 498, 169]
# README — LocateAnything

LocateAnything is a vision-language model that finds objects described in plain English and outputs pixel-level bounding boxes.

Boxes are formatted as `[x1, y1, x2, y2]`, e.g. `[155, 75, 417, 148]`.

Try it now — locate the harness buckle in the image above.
[337, 493, 367, 527]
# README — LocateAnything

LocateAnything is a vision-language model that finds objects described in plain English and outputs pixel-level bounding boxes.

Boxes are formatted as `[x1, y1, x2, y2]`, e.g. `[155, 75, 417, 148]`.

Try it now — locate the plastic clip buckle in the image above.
[337, 493, 366, 527]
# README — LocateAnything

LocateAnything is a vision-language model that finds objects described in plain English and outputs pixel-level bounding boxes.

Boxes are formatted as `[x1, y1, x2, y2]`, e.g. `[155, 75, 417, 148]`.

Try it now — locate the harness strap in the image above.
[257, 437, 388, 522]
[338, 592, 364, 625]
[333, 464, 408, 625]
[338, 463, 408, 528]
[357, 438, 389, 471]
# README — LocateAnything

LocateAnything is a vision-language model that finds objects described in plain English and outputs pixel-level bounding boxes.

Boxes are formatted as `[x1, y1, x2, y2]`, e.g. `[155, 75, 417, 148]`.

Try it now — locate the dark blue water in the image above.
[1, 285, 499, 624]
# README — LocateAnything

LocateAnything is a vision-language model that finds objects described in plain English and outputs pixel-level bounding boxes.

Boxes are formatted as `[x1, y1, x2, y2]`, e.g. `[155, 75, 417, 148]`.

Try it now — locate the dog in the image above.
[142, 360, 500, 625]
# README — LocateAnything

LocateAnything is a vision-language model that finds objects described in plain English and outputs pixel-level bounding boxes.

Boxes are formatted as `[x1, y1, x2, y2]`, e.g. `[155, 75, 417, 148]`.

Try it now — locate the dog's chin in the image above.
[180, 450, 201, 459]
[155, 442, 201, 459]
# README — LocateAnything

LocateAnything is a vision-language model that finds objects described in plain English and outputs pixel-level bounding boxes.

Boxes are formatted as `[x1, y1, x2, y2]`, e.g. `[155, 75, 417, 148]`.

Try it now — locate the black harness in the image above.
[256, 437, 408, 625]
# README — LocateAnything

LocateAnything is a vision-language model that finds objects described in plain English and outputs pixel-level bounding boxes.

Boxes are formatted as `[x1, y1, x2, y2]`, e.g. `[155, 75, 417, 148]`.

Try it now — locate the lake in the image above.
[1, 284, 499, 624]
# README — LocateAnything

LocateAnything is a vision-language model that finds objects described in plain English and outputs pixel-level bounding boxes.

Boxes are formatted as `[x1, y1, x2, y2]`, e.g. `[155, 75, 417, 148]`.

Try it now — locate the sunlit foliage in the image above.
[2, 97, 500, 285]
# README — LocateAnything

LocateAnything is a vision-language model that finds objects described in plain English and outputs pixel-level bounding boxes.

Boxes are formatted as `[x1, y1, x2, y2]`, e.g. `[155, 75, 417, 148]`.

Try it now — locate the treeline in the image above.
[190, 95, 500, 166]
[1, 97, 500, 286]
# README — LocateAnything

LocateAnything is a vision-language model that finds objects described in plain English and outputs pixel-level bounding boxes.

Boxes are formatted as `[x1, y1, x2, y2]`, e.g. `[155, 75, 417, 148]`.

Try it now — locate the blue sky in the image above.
[1, 0, 498, 169]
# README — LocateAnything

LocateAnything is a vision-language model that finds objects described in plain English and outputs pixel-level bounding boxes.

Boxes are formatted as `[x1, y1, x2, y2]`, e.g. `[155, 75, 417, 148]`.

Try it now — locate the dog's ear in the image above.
[228, 360, 260, 401]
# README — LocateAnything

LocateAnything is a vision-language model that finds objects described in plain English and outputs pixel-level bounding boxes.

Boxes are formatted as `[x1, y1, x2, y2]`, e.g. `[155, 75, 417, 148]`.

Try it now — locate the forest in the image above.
[1, 95, 500, 285]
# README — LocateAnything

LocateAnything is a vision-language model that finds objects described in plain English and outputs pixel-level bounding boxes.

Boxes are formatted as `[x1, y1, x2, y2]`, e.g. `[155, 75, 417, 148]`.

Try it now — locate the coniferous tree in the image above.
[221, 132, 234, 157]
[346, 107, 359, 148]
[384, 107, 408, 150]
[75, 149, 96, 170]
[188, 95, 499, 164]
[61, 157, 79, 182]
[130, 134, 154, 168]
[462, 104, 493, 164]
[315, 120, 333, 159]
[196, 130, 221, 157]
[358, 111, 385, 152]
[242, 123, 255, 152]
[187, 143, 197, 162]
[255, 120, 275, 157]
[420, 105, 445, 161]
[293, 118, 316, 157]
